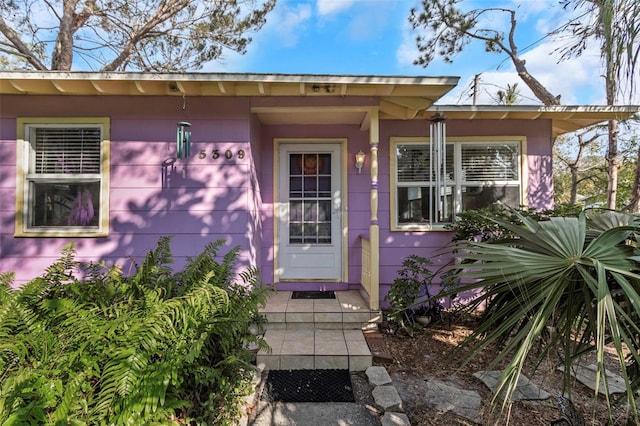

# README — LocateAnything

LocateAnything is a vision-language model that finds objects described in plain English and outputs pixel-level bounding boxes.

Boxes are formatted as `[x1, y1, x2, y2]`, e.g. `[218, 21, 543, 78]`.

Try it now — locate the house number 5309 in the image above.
[198, 149, 245, 160]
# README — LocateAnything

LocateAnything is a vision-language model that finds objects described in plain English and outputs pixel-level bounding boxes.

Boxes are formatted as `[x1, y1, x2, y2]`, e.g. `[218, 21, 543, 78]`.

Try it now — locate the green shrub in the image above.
[0, 237, 268, 425]
[384, 255, 434, 335]
[445, 203, 582, 242]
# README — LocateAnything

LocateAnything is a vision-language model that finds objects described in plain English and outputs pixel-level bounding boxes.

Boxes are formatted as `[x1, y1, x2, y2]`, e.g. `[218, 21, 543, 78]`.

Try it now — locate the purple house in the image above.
[0, 72, 636, 311]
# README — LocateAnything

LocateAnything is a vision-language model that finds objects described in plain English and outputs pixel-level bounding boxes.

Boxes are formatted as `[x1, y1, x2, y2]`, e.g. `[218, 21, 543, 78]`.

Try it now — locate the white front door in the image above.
[277, 143, 343, 281]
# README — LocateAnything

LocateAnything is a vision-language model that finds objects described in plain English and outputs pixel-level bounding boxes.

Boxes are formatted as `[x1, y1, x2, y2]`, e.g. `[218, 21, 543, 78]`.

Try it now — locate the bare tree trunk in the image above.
[504, 10, 560, 106]
[569, 164, 579, 204]
[51, 0, 80, 70]
[513, 58, 560, 106]
[606, 119, 620, 209]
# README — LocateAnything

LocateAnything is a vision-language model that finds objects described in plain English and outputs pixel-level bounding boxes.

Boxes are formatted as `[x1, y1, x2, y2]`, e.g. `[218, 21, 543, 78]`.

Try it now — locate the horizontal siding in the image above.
[109, 188, 250, 214]
[110, 163, 249, 188]
[0, 139, 17, 258]
[2, 232, 252, 279]
[1, 97, 554, 293]
[111, 210, 252, 234]
[0, 140, 16, 165]
[0, 96, 256, 284]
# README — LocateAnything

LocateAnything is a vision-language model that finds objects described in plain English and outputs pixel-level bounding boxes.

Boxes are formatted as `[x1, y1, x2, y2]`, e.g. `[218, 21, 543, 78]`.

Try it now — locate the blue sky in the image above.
[205, 0, 612, 106]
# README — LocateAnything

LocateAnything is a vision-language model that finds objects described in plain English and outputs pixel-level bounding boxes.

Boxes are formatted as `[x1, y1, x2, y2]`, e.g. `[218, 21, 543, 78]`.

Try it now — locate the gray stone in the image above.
[366, 366, 393, 386]
[372, 385, 404, 412]
[558, 363, 627, 395]
[424, 378, 482, 422]
[381, 411, 411, 426]
[474, 370, 551, 401]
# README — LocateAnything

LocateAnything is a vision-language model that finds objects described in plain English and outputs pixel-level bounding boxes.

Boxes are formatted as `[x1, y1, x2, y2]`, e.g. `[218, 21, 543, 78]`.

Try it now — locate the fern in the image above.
[0, 237, 267, 425]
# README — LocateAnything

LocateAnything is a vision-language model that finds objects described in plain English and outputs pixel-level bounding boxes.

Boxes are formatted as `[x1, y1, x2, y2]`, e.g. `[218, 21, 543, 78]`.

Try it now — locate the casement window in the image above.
[16, 118, 110, 236]
[391, 137, 525, 231]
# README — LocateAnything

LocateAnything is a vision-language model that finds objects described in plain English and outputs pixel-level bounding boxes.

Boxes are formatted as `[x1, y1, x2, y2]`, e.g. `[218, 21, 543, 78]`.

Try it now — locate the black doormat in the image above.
[291, 291, 336, 299]
[261, 369, 355, 402]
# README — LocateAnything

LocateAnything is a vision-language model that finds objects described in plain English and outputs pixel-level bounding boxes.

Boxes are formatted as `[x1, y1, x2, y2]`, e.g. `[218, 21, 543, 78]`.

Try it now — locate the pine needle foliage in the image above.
[442, 208, 640, 422]
[0, 238, 268, 425]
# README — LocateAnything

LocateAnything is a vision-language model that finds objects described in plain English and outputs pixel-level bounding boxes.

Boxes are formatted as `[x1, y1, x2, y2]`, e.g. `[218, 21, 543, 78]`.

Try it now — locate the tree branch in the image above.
[101, 1, 190, 71]
[0, 15, 48, 70]
[424, 2, 561, 105]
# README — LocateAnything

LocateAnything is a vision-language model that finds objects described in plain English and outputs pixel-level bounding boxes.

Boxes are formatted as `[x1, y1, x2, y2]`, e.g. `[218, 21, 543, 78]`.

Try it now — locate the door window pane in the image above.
[290, 154, 303, 175]
[303, 176, 317, 197]
[288, 152, 333, 245]
[290, 200, 303, 221]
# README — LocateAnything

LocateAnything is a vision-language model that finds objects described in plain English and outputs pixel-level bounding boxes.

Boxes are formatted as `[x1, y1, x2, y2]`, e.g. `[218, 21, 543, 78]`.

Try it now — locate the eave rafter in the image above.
[379, 97, 430, 120]
[9, 80, 25, 92]
[379, 99, 412, 119]
[50, 80, 66, 93]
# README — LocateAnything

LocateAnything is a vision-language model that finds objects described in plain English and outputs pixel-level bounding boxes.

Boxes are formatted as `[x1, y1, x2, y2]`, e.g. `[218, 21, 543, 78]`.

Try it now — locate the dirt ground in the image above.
[378, 311, 637, 426]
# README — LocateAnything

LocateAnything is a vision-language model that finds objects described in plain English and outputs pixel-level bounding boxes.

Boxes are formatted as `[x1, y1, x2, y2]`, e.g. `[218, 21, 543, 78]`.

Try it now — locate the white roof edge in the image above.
[429, 104, 640, 113]
[0, 71, 460, 86]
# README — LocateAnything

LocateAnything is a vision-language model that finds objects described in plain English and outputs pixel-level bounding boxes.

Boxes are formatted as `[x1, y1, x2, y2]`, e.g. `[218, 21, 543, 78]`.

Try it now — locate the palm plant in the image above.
[442, 209, 640, 421]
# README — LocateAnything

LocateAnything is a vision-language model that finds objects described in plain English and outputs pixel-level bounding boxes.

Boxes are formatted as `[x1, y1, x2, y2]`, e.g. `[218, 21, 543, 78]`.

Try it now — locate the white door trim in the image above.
[273, 139, 348, 282]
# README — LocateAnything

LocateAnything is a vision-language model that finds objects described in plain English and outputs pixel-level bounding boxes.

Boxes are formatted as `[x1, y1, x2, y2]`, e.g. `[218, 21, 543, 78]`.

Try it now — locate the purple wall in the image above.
[257, 118, 554, 300]
[0, 95, 258, 285]
[0, 94, 554, 298]
[376, 119, 553, 299]
[258, 124, 370, 288]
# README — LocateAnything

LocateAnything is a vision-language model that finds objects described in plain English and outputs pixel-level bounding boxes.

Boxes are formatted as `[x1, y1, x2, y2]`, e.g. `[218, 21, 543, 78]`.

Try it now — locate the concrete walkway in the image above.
[241, 366, 411, 426]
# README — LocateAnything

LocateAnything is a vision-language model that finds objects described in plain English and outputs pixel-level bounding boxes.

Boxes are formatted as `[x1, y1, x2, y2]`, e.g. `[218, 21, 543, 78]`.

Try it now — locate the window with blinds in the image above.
[20, 122, 107, 234]
[32, 128, 101, 175]
[396, 144, 454, 182]
[392, 139, 522, 230]
[461, 144, 519, 182]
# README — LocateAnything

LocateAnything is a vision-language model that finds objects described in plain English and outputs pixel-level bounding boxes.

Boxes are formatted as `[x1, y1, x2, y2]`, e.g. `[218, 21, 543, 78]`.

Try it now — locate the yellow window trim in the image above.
[389, 135, 528, 232]
[15, 117, 110, 237]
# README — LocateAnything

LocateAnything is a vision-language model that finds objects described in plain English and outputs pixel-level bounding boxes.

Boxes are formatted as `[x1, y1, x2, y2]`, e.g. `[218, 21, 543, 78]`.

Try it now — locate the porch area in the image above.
[256, 290, 382, 371]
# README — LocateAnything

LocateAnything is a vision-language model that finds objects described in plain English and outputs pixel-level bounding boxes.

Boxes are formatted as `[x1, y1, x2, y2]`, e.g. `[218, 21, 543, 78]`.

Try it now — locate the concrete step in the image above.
[256, 291, 381, 371]
[259, 290, 382, 331]
[256, 328, 373, 371]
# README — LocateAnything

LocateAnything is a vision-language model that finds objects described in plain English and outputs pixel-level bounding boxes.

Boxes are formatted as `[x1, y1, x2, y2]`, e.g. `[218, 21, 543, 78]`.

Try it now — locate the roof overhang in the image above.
[2, 73, 637, 135]
[426, 105, 640, 138]
[0, 71, 460, 122]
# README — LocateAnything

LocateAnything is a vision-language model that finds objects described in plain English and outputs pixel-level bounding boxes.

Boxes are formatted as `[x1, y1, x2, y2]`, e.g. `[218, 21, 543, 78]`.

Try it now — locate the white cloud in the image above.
[316, 0, 357, 16]
[396, 21, 420, 70]
[436, 37, 606, 106]
[400, 0, 608, 106]
[520, 39, 604, 104]
[201, 49, 252, 73]
[345, 1, 401, 42]
[274, 3, 313, 47]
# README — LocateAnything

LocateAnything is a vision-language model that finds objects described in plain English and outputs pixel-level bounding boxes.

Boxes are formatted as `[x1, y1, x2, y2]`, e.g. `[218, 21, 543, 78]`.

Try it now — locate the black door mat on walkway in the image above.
[291, 291, 336, 299]
[261, 369, 355, 402]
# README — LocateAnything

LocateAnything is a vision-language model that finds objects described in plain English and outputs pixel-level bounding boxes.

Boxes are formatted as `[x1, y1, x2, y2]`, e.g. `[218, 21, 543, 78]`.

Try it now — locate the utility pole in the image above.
[472, 74, 480, 105]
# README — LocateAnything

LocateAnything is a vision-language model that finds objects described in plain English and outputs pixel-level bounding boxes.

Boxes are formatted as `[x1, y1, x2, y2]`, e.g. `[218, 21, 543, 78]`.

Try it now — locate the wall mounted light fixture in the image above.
[355, 150, 366, 174]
